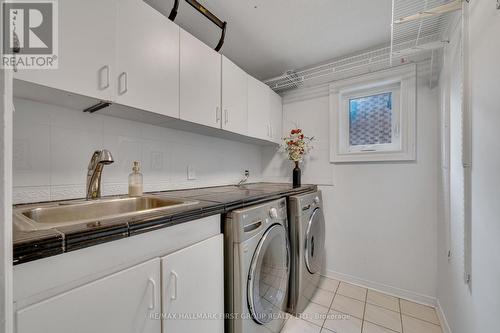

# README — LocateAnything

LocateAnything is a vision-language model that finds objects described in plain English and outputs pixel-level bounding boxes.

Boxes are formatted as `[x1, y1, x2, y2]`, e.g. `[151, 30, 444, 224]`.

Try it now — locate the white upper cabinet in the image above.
[14, 0, 117, 101]
[161, 235, 224, 333]
[115, 0, 180, 118]
[247, 75, 271, 141]
[16, 259, 161, 333]
[269, 90, 283, 144]
[13, 0, 279, 144]
[179, 29, 222, 129]
[221, 56, 248, 135]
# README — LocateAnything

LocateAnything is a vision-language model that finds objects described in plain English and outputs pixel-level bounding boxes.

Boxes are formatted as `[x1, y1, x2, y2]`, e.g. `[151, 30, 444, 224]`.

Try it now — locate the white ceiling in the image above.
[146, 0, 393, 80]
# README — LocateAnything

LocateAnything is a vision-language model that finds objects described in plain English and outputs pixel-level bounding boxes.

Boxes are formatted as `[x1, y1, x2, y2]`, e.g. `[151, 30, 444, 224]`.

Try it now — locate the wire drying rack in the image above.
[390, 0, 461, 63]
[265, 0, 463, 93]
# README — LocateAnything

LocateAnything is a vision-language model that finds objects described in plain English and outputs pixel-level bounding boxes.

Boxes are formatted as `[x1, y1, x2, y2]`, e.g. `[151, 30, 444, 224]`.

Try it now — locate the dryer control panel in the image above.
[291, 191, 323, 217]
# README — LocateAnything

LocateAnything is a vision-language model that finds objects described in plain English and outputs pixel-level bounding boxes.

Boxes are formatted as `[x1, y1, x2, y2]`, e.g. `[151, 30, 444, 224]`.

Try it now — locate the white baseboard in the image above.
[323, 269, 437, 307]
[436, 299, 452, 333]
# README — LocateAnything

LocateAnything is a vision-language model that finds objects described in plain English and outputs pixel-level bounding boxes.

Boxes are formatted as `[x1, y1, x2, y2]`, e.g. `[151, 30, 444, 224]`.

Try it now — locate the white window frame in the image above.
[330, 64, 417, 163]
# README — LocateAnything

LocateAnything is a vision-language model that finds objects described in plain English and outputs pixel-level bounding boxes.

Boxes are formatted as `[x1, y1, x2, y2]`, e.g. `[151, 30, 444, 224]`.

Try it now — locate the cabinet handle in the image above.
[224, 109, 228, 125]
[98, 65, 110, 90]
[118, 72, 128, 95]
[394, 123, 400, 138]
[270, 122, 273, 138]
[171, 271, 178, 300]
[216, 107, 221, 123]
[148, 278, 156, 310]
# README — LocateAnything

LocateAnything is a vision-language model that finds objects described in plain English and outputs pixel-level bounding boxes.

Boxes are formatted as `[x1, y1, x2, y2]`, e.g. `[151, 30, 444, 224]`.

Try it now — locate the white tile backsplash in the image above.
[13, 121, 51, 187]
[13, 186, 51, 203]
[13, 98, 264, 204]
[50, 126, 104, 185]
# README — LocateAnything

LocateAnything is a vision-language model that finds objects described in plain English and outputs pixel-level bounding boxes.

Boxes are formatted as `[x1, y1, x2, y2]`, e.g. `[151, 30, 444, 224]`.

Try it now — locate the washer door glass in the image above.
[305, 208, 325, 274]
[248, 224, 289, 324]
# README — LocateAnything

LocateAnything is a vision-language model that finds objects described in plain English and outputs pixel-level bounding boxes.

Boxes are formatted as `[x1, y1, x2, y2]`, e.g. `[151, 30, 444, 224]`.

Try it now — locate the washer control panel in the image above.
[269, 207, 278, 219]
[230, 198, 288, 242]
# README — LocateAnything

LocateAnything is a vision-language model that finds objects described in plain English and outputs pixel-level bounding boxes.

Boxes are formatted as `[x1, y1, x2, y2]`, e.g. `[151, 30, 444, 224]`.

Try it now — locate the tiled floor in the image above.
[281, 277, 443, 333]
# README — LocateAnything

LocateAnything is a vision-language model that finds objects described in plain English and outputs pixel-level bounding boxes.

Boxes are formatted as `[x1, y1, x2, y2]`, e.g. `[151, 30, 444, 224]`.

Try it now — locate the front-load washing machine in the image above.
[287, 191, 326, 315]
[224, 198, 290, 333]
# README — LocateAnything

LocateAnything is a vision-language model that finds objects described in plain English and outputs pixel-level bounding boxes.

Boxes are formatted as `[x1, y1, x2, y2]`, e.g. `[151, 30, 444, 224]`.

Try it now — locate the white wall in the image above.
[262, 66, 440, 302]
[12, 98, 263, 204]
[437, 2, 500, 332]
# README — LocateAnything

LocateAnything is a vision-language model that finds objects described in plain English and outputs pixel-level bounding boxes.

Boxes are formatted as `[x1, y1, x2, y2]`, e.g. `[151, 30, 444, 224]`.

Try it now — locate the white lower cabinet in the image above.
[15, 235, 224, 333]
[15, 258, 161, 333]
[161, 235, 224, 333]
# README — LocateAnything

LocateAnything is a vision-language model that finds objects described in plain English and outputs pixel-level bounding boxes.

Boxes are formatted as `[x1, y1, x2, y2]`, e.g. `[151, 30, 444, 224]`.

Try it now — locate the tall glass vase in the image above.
[292, 161, 301, 188]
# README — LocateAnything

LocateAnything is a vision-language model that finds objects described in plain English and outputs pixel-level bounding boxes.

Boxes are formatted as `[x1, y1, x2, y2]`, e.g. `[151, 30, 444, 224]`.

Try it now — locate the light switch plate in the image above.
[187, 165, 196, 180]
[150, 151, 164, 171]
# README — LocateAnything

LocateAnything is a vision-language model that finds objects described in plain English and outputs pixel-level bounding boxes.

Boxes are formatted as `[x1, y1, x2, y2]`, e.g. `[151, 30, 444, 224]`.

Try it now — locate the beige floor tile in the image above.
[298, 301, 330, 327]
[400, 299, 440, 325]
[402, 315, 442, 333]
[337, 282, 367, 301]
[310, 288, 335, 308]
[281, 316, 322, 333]
[364, 303, 402, 333]
[331, 294, 365, 319]
[318, 277, 340, 292]
[362, 321, 399, 333]
[323, 310, 362, 333]
[366, 290, 400, 312]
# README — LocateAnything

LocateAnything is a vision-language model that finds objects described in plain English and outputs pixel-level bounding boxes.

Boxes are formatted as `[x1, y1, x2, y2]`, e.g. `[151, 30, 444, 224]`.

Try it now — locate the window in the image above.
[330, 64, 416, 162]
[349, 93, 393, 146]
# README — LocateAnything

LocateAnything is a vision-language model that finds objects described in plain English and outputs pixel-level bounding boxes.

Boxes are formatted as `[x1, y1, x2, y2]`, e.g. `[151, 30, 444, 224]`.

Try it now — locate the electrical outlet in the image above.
[187, 165, 196, 180]
[150, 151, 163, 171]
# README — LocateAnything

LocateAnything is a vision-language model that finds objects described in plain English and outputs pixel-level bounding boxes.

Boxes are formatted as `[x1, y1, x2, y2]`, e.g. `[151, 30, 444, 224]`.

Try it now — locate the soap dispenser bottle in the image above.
[128, 161, 143, 197]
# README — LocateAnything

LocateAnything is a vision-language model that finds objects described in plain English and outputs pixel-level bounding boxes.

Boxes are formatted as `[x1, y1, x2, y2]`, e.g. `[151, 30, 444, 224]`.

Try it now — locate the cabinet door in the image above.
[162, 235, 224, 333]
[14, 0, 116, 101]
[180, 29, 222, 129]
[248, 75, 271, 141]
[16, 259, 161, 333]
[221, 56, 248, 135]
[116, 0, 179, 118]
[269, 90, 283, 144]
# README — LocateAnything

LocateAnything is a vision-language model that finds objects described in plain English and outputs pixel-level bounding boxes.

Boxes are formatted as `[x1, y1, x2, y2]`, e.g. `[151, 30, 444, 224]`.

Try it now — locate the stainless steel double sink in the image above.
[14, 196, 199, 232]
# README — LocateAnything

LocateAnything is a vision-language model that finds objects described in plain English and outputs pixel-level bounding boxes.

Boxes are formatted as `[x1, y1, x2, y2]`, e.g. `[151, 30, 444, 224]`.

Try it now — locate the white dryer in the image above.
[224, 198, 290, 333]
[287, 191, 326, 315]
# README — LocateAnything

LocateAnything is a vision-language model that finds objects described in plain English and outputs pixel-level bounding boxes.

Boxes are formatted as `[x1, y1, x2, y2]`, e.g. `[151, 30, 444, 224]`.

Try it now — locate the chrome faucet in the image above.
[237, 170, 250, 187]
[86, 149, 114, 200]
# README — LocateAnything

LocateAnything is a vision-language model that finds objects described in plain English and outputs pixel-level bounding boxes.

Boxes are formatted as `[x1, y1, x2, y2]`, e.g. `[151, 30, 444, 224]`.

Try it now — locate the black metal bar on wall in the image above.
[168, 0, 227, 52]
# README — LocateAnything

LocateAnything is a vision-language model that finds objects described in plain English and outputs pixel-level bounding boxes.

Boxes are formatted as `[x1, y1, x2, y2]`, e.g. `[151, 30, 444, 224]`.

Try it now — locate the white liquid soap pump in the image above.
[128, 161, 143, 197]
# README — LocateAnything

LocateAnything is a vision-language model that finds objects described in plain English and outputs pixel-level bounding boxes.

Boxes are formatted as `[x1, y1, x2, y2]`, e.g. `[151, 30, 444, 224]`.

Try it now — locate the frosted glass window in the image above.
[349, 93, 393, 146]
[330, 64, 417, 162]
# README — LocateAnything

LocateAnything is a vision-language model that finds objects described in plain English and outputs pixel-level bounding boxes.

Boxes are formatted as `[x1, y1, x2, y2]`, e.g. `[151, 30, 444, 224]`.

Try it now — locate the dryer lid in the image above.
[247, 224, 289, 324]
[305, 207, 325, 274]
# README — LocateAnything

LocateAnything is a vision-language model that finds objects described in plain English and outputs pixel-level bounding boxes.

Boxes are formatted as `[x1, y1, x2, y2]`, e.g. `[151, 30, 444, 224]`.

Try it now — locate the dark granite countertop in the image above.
[13, 182, 316, 265]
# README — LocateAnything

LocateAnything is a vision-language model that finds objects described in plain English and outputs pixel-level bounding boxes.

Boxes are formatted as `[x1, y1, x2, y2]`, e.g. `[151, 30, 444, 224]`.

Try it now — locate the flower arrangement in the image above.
[282, 128, 314, 162]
